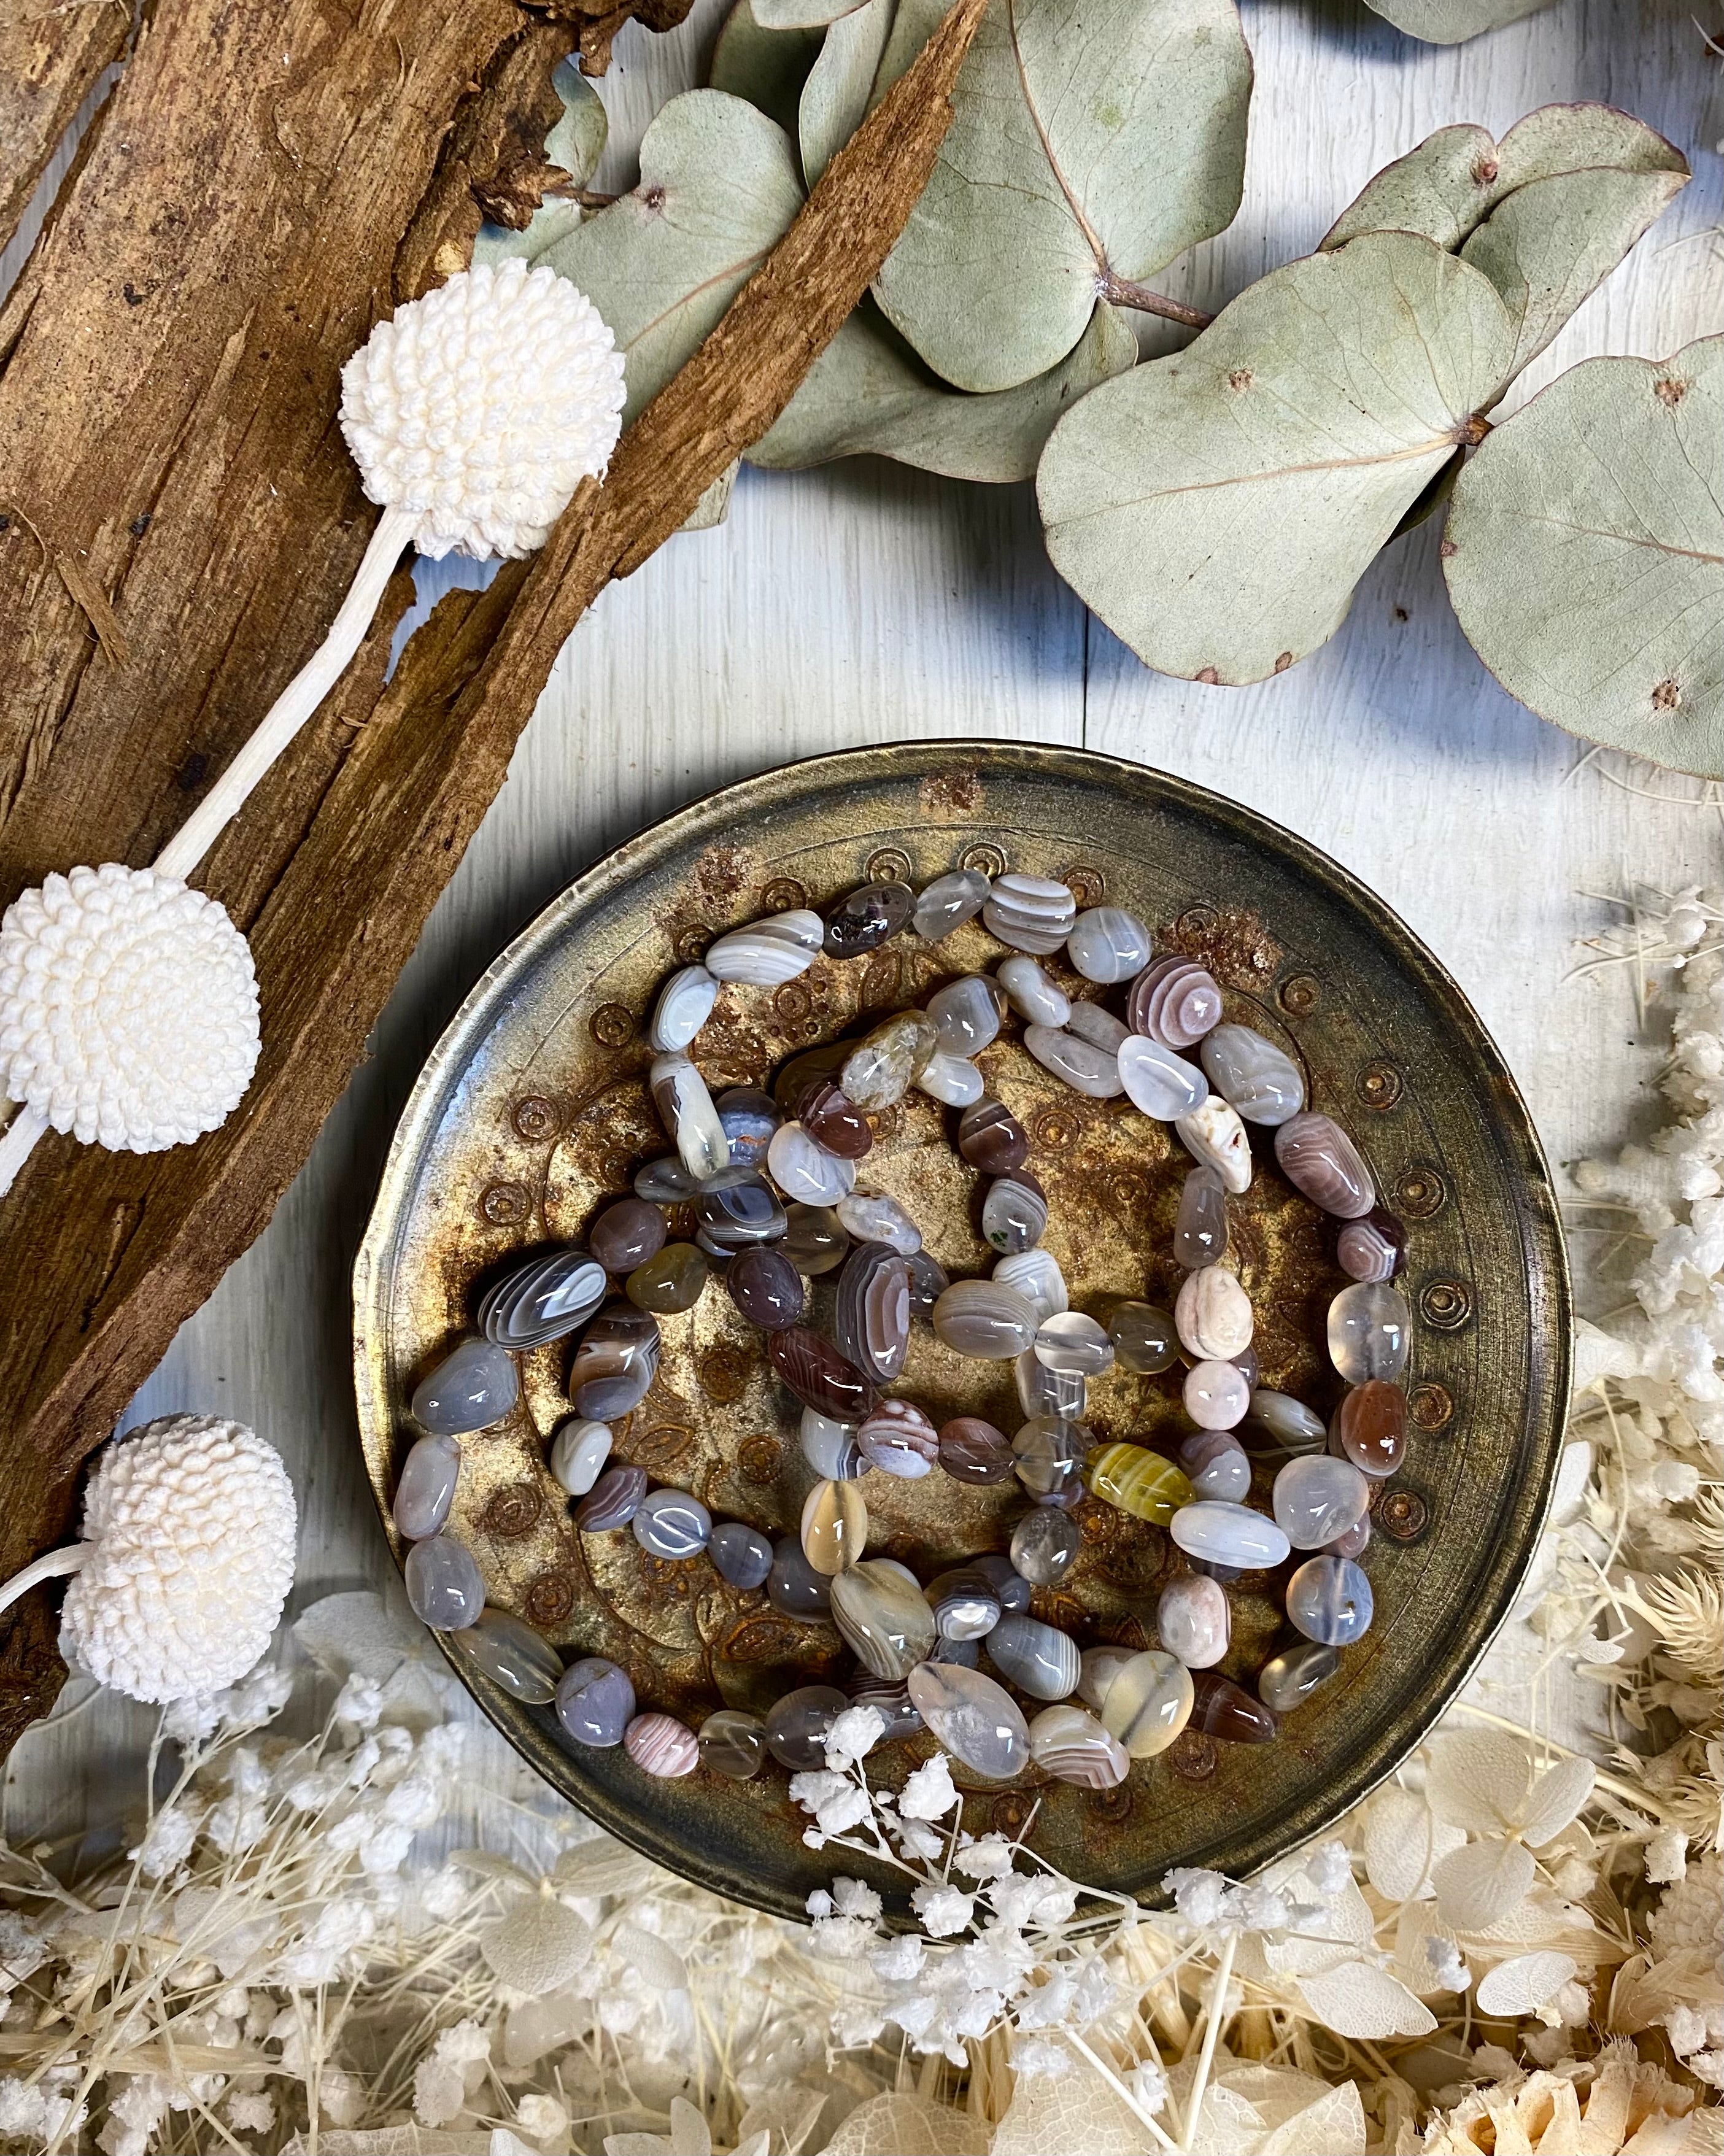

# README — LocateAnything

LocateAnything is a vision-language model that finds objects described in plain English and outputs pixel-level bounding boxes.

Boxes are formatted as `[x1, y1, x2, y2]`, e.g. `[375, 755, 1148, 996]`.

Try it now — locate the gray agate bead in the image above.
[709, 1520, 774, 1588]
[393, 1432, 460, 1540]
[1157, 1574, 1230, 1667]
[568, 1302, 660, 1420]
[986, 1612, 1080, 1699]
[1118, 1034, 1208, 1121]
[460, 1608, 562, 1704]
[647, 965, 718, 1054]
[1175, 1095, 1254, 1194]
[1170, 1501, 1291, 1570]
[576, 1463, 648, 1532]
[995, 1248, 1067, 1322]
[906, 1662, 1031, 1780]
[837, 1190, 921, 1254]
[715, 1086, 781, 1165]
[800, 1409, 865, 1482]
[1012, 1416, 1088, 1505]
[1024, 1023, 1124, 1099]
[1258, 1640, 1340, 1713]
[1274, 1456, 1370, 1550]
[404, 1534, 484, 1631]
[830, 1561, 937, 1679]
[1010, 1502, 1081, 1585]
[1066, 906, 1151, 984]
[933, 1278, 1040, 1357]
[1286, 1555, 1374, 1645]
[835, 1241, 912, 1383]
[983, 873, 1077, 954]
[765, 1684, 848, 1768]
[917, 1052, 984, 1107]
[980, 1174, 1049, 1258]
[927, 973, 1005, 1056]
[768, 1536, 832, 1616]
[696, 1170, 786, 1251]
[1275, 1111, 1375, 1219]
[767, 1123, 857, 1205]
[633, 1488, 711, 1559]
[411, 1339, 519, 1436]
[1173, 1167, 1229, 1270]
[1328, 1280, 1412, 1382]
[848, 1670, 923, 1740]
[549, 1418, 612, 1497]
[1200, 1024, 1305, 1126]
[996, 955, 1070, 1027]
[973, 1551, 1034, 1612]
[1245, 1388, 1328, 1453]
[1066, 1000, 1130, 1054]
[925, 1567, 1002, 1640]
[824, 881, 914, 959]
[1016, 1349, 1085, 1421]
[698, 1707, 767, 1779]
[649, 1053, 730, 1181]
[634, 1155, 700, 1204]
[479, 1247, 607, 1348]
[555, 1657, 635, 1747]
[1034, 1311, 1113, 1375]
[1029, 1703, 1129, 1788]
[913, 868, 990, 942]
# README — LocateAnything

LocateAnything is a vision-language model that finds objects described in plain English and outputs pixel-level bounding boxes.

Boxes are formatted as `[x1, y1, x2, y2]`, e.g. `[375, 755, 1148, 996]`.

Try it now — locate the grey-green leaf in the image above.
[800, 0, 896, 186]
[711, 0, 826, 136]
[871, 0, 1251, 394]
[546, 57, 609, 193]
[1444, 336, 1723, 779]
[755, 0, 867, 26]
[539, 91, 805, 426]
[1037, 233, 1517, 684]
[1360, 0, 1555, 42]
[751, 298, 1137, 481]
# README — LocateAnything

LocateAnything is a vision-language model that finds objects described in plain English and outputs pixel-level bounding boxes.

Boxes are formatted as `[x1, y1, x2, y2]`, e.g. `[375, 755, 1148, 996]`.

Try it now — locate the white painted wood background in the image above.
[7, 0, 1720, 1839]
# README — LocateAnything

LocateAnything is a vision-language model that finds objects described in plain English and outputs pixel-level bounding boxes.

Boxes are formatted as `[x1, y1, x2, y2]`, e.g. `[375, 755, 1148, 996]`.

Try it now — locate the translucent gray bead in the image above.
[980, 1174, 1048, 1257]
[765, 1684, 848, 1768]
[649, 1053, 729, 1181]
[837, 1190, 921, 1254]
[411, 1339, 519, 1436]
[1118, 1036, 1208, 1120]
[825, 881, 913, 959]
[1200, 1024, 1305, 1126]
[404, 1534, 484, 1631]
[1010, 1503, 1082, 1585]
[904, 1247, 950, 1312]
[1258, 1640, 1340, 1713]
[1245, 1388, 1328, 1453]
[925, 1567, 1002, 1640]
[634, 1155, 700, 1204]
[568, 1302, 661, 1420]
[590, 1197, 667, 1274]
[916, 1053, 984, 1107]
[393, 1432, 460, 1540]
[783, 1203, 849, 1275]
[1012, 1416, 1088, 1505]
[986, 1613, 1080, 1700]
[1109, 1300, 1178, 1374]
[1275, 1111, 1376, 1219]
[714, 1089, 781, 1166]
[460, 1609, 562, 1704]
[555, 1657, 635, 1747]
[1065, 1000, 1130, 1054]
[905, 1662, 1030, 1780]
[1078, 1643, 1135, 1711]
[699, 1707, 767, 1779]
[983, 873, 1077, 954]
[848, 1671, 923, 1740]
[831, 1561, 937, 1679]
[1286, 1555, 1375, 1645]
[1157, 1574, 1230, 1667]
[767, 1122, 856, 1205]
[1328, 1282, 1412, 1382]
[633, 1488, 711, 1559]
[1067, 906, 1151, 984]
[996, 954, 1070, 1026]
[1028, 1703, 1129, 1788]
[996, 1248, 1067, 1323]
[647, 965, 718, 1054]
[928, 974, 1005, 1056]
[697, 1170, 786, 1251]
[973, 1551, 1034, 1613]
[835, 1240, 912, 1384]
[1175, 1095, 1253, 1194]
[1169, 1501, 1291, 1570]
[913, 868, 991, 941]
[932, 1278, 1039, 1357]
[710, 1520, 774, 1588]
[1274, 1456, 1370, 1550]
[479, 1247, 607, 1348]
[1024, 1023, 1124, 1099]
[1034, 1311, 1113, 1376]
[767, 1536, 831, 1616]
[703, 913, 821, 985]
[576, 1463, 647, 1532]
[549, 1418, 611, 1497]
[1179, 1431, 1253, 1503]
[1173, 1167, 1229, 1270]
[1016, 1348, 1085, 1421]
[800, 1409, 865, 1482]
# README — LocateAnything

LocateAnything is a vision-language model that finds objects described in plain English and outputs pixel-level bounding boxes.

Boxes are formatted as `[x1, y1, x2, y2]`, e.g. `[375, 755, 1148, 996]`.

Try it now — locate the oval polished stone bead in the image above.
[634, 1154, 700, 1204]
[709, 1520, 774, 1588]
[957, 1097, 1030, 1173]
[835, 1241, 912, 1383]
[1029, 1702, 1130, 1788]
[767, 1122, 857, 1205]
[568, 1302, 661, 1419]
[830, 1561, 937, 1680]
[913, 868, 991, 941]
[1175, 1265, 1254, 1360]
[1245, 1388, 1328, 1453]
[996, 954, 1070, 1027]
[393, 1432, 460, 1539]
[1274, 1455, 1370, 1549]
[825, 881, 914, 959]
[1087, 1442, 1194, 1526]
[549, 1417, 612, 1497]
[797, 1080, 873, 1159]
[460, 1608, 562, 1704]
[699, 1707, 768, 1779]
[994, 1249, 1067, 1324]
[1173, 1167, 1229, 1271]
[857, 1399, 939, 1479]
[767, 1536, 832, 1617]
[938, 1416, 1014, 1485]
[411, 1338, 519, 1436]
[904, 1247, 949, 1313]
[648, 964, 719, 1054]
[1158, 1574, 1231, 1667]
[1109, 1300, 1178, 1374]
[1016, 1350, 1085, 1421]
[1034, 1310, 1113, 1376]
[925, 1567, 1002, 1640]
[713, 1086, 781, 1167]
[769, 1327, 878, 1420]
[1024, 1022, 1124, 1099]
[625, 1243, 709, 1316]
[1175, 1095, 1253, 1194]
[905, 1662, 1031, 1780]
[697, 1170, 786, 1251]
[1287, 1555, 1374, 1644]
[1170, 1501, 1291, 1569]
[973, 1551, 1034, 1613]
[765, 1685, 848, 1768]
[1067, 1001, 1130, 1055]
[1067, 906, 1151, 984]
[1118, 1035, 1208, 1121]
[1200, 1024, 1305, 1126]
[848, 1670, 924, 1740]
[987, 1613, 1080, 1700]
[649, 1053, 730, 1181]
[556, 1657, 635, 1747]
[800, 1409, 864, 1482]
[590, 1197, 667, 1274]
[1101, 1650, 1195, 1758]
[841, 1011, 938, 1109]
[1184, 1359, 1250, 1431]
[633, 1488, 711, 1559]
[1011, 1416, 1088, 1505]
[984, 873, 1077, 954]
[1178, 1431, 1253, 1504]
[801, 1477, 868, 1574]
[933, 1278, 1039, 1358]
[576, 1463, 648, 1532]
[1190, 1671, 1279, 1743]
[1275, 1111, 1376, 1219]
[404, 1533, 484, 1630]
[479, 1246, 608, 1349]
[1232, 1346, 1262, 1392]
[1328, 1282, 1412, 1383]
[928, 973, 1006, 1056]
[1337, 1208, 1407, 1283]
[625, 1712, 699, 1778]
[1078, 1643, 1136, 1712]
[1127, 957, 1224, 1049]
[1336, 1378, 1409, 1477]
[1258, 1640, 1340, 1714]
[981, 1170, 1049, 1256]
[727, 1245, 806, 1331]
[1327, 1512, 1372, 1559]
[918, 1052, 984, 1108]
[1010, 1502, 1083, 1585]
[837, 1190, 921, 1254]
[704, 914, 821, 985]
[782, 1203, 850, 1276]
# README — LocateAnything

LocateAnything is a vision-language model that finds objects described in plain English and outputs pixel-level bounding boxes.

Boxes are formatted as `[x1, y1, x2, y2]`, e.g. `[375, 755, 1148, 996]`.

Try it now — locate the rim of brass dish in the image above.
[353, 741, 1571, 1922]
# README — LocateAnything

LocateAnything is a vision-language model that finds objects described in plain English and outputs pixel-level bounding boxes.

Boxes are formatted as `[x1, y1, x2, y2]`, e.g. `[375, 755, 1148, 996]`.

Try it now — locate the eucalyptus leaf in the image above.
[711, 0, 825, 136]
[870, 0, 1251, 394]
[1361, 0, 1555, 41]
[1037, 233, 1517, 683]
[755, 0, 865, 24]
[751, 298, 1136, 480]
[540, 91, 804, 425]
[801, 0, 896, 186]
[546, 57, 609, 193]
[1444, 336, 1723, 778]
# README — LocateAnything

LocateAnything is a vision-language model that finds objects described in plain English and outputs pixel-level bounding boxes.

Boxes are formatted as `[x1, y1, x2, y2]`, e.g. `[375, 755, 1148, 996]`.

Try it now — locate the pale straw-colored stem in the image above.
[1178, 1928, 1236, 2154]
[0, 1540, 89, 1620]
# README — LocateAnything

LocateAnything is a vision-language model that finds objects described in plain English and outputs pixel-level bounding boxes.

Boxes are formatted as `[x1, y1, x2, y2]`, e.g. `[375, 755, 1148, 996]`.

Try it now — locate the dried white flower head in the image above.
[57, 1414, 296, 1703]
[339, 260, 627, 560]
[0, 864, 259, 1153]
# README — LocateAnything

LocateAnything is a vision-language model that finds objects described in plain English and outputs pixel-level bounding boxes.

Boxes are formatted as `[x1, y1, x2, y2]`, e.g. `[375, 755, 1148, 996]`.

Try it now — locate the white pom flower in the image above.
[339, 259, 627, 560]
[0, 864, 259, 1153]
[50, 1415, 297, 1704]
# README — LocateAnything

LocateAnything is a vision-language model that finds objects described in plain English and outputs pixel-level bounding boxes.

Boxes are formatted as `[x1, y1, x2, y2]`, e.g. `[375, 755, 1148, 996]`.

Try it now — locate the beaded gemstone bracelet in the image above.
[388, 865, 1413, 1799]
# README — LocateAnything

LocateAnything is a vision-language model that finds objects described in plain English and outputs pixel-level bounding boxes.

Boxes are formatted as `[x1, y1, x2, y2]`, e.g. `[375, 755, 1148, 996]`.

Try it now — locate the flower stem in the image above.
[0, 1540, 89, 1620]
[1178, 1929, 1235, 2154]
[1096, 271, 1213, 330]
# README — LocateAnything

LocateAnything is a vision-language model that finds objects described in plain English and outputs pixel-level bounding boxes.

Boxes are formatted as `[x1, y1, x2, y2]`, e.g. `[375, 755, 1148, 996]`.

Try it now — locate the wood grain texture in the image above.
[0, 1, 126, 255]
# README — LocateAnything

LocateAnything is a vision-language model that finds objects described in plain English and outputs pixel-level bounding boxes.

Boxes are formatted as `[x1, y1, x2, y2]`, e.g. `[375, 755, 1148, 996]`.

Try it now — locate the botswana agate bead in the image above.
[797, 1080, 872, 1159]
[1010, 1503, 1082, 1585]
[1337, 1208, 1407, 1282]
[988, 1613, 1080, 1700]
[649, 1054, 729, 1181]
[460, 1609, 562, 1705]
[938, 1416, 1014, 1485]
[715, 1086, 781, 1165]
[704, 911, 821, 984]
[1118, 1035, 1208, 1120]
[590, 1197, 666, 1273]
[905, 1662, 1030, 1780]
[983, 873, 1077, 954]
[1273, 1455, 1370, 1550]
[1127, 957, 1223, 1049]
[825, 881, 913, 958]
[801, 1477, 868, 1574]
[1175, 1095, 1253, 1195]
[835, 1241, 911, 1383]
[913, 868, 990, 942]
[1067, 906, 1152, 984]
[698, 1708, 767, 1780]
[479, 1246, 608, 1348]
[1336, 1378, 1409, 1477]
[996, 1248, 1067, 1322]
[404, 1534, 484, 1630]
[549, 1418, 611, 1497]
[801, 1409, 864, 1482]
[928, 974, 1006, 1056]
[576, 1464, 647, 1532]
[768, 1124, 856, 1205]
[697, 1172, 786, 1253]
[1286, 1556, 1374, 1645]
[857, 1399, 939, 1478]
[1184, 1358, 1250, 1431]
[568, 1302, 660, 1418]
[625, 1712, 698, 1778]
[925, 1567, 1002, 1640]
[981, 1171, 1049, 1256]
[1200, 1025, 1305, 1126]
[847, 1671, 923, 1741]
[768, 1327, 876, 1420]
[1157, 1574, 1230, 1667]
[1328, 1282, 1412, 1383]
[1088, 1443, 1192, 1526]
[768, 1536, 831, 1616]
[1078, 1644, 1135, 1712]
[1245, 1388, 1327, 1453]
[1173, 1167, 1229, 1270]
[1024, 1023, 1124, 1100]
[1029, 1704, 1130, 1789]
[1189, 1671, 1278, 1743]
[957, 1097, 1030, 1173]
[412, 1338, 518, 1435]
[556, 1658, 635, 1747]
[973, 1552, 1034, 1613]
[997, 955, 1070, 1026]
[1108, 1300, 1178, 1374]
[393, 1432, 460, 1540]
[648, 965, 719, 1054]
[933, 1278, 1039, 1358]
[1258, 1641, 1339, 1713]
[1178, 1430, 1252, 1503]
[1100, 1650, 1194, 1758]
[830, 1561, 937, 1680]
[1275, 1111, 1375, 1219]
[727, 1245, 805, 1331]
[765, 1685, 849, 1768]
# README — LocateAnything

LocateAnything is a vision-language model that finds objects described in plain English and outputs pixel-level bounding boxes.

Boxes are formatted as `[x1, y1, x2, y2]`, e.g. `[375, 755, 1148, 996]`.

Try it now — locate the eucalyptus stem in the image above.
[1096, 271, 1213, 330]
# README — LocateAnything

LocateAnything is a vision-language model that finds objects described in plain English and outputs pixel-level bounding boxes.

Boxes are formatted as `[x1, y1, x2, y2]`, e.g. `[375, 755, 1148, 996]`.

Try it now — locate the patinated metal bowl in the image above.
[354, 741, 1569, 1918]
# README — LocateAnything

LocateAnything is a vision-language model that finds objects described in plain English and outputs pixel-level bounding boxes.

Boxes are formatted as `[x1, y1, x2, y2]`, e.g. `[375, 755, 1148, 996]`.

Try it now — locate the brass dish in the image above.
[354, 741, 1569, 1918]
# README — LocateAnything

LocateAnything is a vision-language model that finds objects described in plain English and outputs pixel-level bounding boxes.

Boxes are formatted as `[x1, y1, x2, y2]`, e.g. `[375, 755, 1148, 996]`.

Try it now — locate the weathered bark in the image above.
[0, 1, 128, 257]
[0, 0, 986, 1747]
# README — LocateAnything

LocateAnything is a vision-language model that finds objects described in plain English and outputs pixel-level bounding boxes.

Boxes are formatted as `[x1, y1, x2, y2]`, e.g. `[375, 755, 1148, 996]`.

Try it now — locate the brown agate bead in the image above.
[1334, 1378, 1408, 1478]
[1127, 956, 1223, 1049]
[824, 881, 914, 959]
[772, 1040, 848, 1111]
[796, 1079, 873, 1159]
[1189, 1671, 1279, 1744]
[938, 1416, 1014, 1485]
[1274, 1111, 1376, 1219]
[1336, 1207, 1407, 1282]
[767, 1327, 878, 1420]
[726, 1246, 805, 1331]
[589, 1197, 667, 1274]
[957, 1098, 1030, 1174]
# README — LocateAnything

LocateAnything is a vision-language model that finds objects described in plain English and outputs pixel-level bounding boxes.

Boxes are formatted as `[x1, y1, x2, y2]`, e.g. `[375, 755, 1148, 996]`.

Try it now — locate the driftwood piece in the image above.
[0, 0, 986, 1748]
[0, 1, 128, 255]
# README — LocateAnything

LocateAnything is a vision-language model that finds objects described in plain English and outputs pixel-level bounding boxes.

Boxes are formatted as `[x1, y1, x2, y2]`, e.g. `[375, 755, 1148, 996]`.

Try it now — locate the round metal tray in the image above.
[354, 741, 1569, 1918]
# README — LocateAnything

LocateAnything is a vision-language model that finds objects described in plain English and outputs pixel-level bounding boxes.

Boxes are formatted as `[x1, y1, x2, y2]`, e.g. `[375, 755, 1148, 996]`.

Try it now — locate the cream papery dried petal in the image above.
[1475, 1950, 1582, 2017]
[1363, 1785, 1466, 1901]
[1432, 1837, 1537, 1933]
[1293, 1958, 1438, 2039]
[479, 1894, 592, 1996]
[1423, 1729, 1536, 1835]
[1520, 1756, 1598, 1847]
